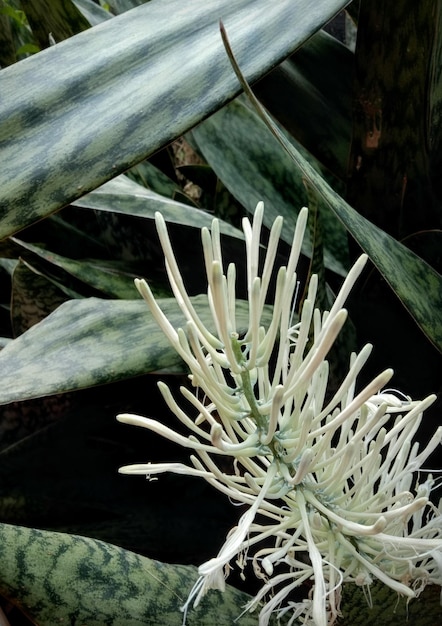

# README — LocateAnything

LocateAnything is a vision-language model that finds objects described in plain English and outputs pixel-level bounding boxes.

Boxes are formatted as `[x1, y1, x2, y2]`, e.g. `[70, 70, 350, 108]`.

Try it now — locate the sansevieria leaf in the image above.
[73, 174, 244, 239]
[0, 523, 440, 625]
[0, 0, 351, 240]
[0, 296, 273, 404]
[220, 26, 442, 352]
[0, 522, 262, 626]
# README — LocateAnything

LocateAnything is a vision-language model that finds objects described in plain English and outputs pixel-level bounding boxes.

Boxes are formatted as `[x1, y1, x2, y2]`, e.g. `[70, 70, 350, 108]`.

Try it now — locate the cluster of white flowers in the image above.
[118, 203, 442, 626]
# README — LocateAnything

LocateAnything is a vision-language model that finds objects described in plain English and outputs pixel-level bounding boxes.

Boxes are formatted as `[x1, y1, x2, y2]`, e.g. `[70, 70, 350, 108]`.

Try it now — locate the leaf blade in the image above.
[0, 0, 351, 240]
[0, 522, 261, 625]
[0, 295, 273, 404]
[219, 24, 442, 351]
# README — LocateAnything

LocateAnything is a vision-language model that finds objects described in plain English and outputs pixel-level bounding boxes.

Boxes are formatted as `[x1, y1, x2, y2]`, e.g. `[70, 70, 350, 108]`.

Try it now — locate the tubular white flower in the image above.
[118, 204, 442, 626]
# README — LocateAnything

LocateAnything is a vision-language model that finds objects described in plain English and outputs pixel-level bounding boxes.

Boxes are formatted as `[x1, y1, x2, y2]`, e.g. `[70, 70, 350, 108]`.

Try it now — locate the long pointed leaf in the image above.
[0, 0, 350, 240]
[220, 25, 442, 351]
[73, 175, 244, 238]
[0, 522, 440, 625]
[0, 296, 273, 404]
[191, 97, 349, 275]
[0, 523, 262, 625]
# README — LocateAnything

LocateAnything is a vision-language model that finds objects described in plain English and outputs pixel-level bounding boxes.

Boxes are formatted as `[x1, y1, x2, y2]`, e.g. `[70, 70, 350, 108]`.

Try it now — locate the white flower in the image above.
[118, 203, 442, 626]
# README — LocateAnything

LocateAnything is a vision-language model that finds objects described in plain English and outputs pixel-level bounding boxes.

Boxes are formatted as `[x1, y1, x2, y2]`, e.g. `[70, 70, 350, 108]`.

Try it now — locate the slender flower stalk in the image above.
[118, 203, 442, 626]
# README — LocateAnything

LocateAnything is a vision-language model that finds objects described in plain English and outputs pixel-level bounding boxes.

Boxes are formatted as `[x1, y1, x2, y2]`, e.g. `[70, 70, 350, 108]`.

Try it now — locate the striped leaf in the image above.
[190, 97, 350, 276]
[0, 0, 350, 240]
[0, 295, 273, 404]
[73, 175, 244, 239]
[0, 522, 440, 625]
[0, 523, 262, 625]
[219, 32, 442, 352]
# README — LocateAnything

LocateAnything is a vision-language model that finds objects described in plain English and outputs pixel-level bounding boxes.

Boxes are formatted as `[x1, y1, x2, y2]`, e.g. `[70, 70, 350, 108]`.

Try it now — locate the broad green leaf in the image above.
[221, 34, 442, 352]
[190, 97, 349, 276]
[0, 522, 440, 625]
[0, 0, 351, 240]
[11, 237, 142, 299]
[0, 523, 264, 626]
[0, 295, 273, 404]
[275, 129, 442, 351]
[73, 175, 244, 239]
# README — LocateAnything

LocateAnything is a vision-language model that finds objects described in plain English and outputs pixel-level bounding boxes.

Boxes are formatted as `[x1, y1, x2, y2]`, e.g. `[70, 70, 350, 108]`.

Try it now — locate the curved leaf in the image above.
[0, 523, 262, 626]
[220, 31, 442, 351]
[0, 0, 351, 240]
[281, 134, 442, 351]
[73, 175, 244, 238]
[190, 97, 349, 275]
[0, 523, 440, 625]
[0, 296, 273, 404]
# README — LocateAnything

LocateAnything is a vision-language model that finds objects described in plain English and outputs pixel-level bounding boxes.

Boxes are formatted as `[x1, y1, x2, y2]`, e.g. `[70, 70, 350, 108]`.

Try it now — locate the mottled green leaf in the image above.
[0, 0, 351, 240]
[340, 580, 442, 626]
[190, 97, 349, 275]
[0, 296, 273, 404]
[0, 523, 264, 626]
[292, 152, 442, 351]
[0, 522, 440, 626]
[12, 237, 141, 299]
[221, 35, 442, 351]
[73, 175, 244, 239]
